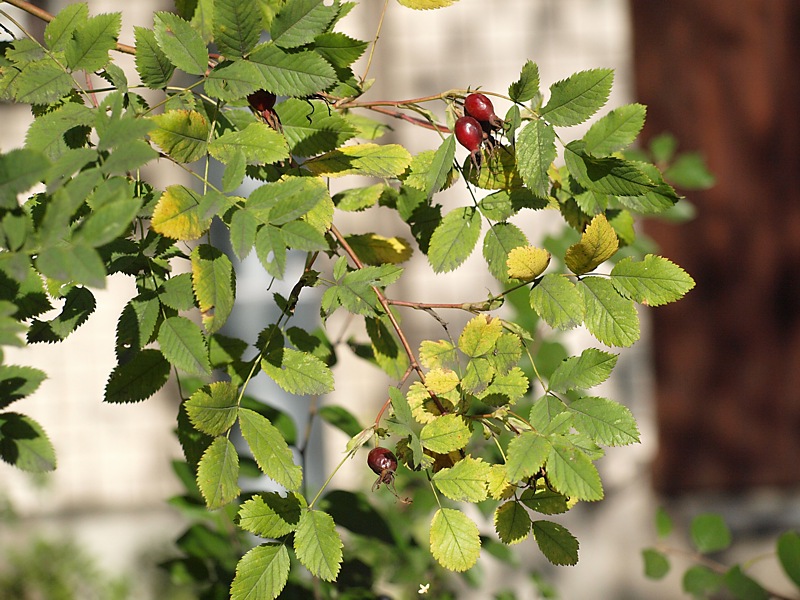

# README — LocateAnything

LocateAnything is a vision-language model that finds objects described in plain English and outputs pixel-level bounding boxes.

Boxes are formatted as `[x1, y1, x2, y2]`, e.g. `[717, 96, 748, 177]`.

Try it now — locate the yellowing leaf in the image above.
[506, 246, 551, 281]
[564, 213, 618, 275]
[396, 0, 461, 10]
[425, 368, 460, 395]
[304, 143, 411, 178]
[429, 508, 480, 572]
[151, 185, 221, 240]
[149, 110, 209, 163]
[458, 314, 503, 358]
[345, 233, 413, 265]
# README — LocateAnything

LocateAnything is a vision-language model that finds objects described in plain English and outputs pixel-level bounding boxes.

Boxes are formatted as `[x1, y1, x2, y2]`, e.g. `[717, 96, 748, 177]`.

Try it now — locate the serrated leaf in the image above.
[261, 347, 334, 396]
[430, 508, 480, 572]
[579, 276, 640, 347]
[419, 414, 470, 454]
[13, 60, 74, 105]
[459, 314, 503, 358]
[529, 396, 571, 434]
[519, 487, 569, 515]
[482, 221, 529, 283]
[611, 254, 695, 306]
[569, 396, 639, 446]
[516, 119, 556, 198]
[690, 513, 732, 553]
[208, 122, 289, 165]
[134, 26, 174, 88]
[0, 412, 56, 472]
[494, 500, 531, 545]
[530, 273, 584, 330]
[150, 110, 209, 164]
[642, 548, 670, 580]
[419, 340, 458, 371]
[151, 185, 218, 240]
[396, 0, 460, 9]
[25, 102, 94, 162]
[228, 207, 259, 260]
[532, 520, 579, 565]
[480, 367, 528, 405]
[65, 12, 121, 72]
[255, 224, 287, 279]
[75, 196, 142, 248]
[428, 206, 481, 273]
[230, 543, 290, 600]
[583, 103, 646, 157]
[27, 286, 95, 343]
[248, 43, 336, 96]
[506, 246, 550, 282]
[346, 233, 412, 266]
[465, 145, 524, 190]
[0, 149, 50, 207]
[104, 349, 170, 403]
[425, 368, 460, 396]
[327, 264, 402, 317]
[276, 98, 356, 157]
[238, 492, 304, 538]
[197, 435, 240, 509]
[238, 408, 303, 490]
[423, 135, 457, 198]
[44, 3, 89, 52]
[546, 441, 603, 501]
[541, 68, 613, 127]
[0, 365, 46, 409]
[565, 213, 619, 275]
[314, 32, 368, 68]
[214, 0, 261, 58]
[509, 60, 540, 103]
[204, 59, 262, 101]
[153, 12, 209, 76]
[158, 315, 211, 376]
[777, 531, 800, 588]
[549, 348, 618, 393]
[294, 509, 343, 581]
[271, 0, 337, 49]
[191, 244, 235, 334]
[432, 456, 491, 502]
[158, 273, 195, 312]
[305, 143, 412, 178]
[186, 382, 239, 436]
[36, 241, 106, 288]
[248, 176, 330, 226]
[505, 431, 550, 483]
[116, 294, 160, 360]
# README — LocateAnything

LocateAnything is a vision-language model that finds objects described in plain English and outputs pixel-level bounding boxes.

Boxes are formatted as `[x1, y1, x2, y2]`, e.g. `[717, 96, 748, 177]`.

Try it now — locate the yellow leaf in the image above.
[425, 368, 460, 395]
[564, 213, 619, 275]
[506, 246, 551, 281]
[346, 233, 413, 265]
[151, 185, 211, 240]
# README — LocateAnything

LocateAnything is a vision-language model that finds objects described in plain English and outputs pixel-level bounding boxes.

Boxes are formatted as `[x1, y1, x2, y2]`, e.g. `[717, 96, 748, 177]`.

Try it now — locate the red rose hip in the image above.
[247, 90, 276, 113]
[454, 115, 483, 153]
[464, 92, 503, 129]
[368, 446, 397, 477]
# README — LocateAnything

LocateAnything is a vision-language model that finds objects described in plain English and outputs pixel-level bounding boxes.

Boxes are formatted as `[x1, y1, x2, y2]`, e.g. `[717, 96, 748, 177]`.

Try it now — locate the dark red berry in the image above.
[368, 447, 397, 477]
[454, 115, 483, 153]
[464, 92, 504, 130]
[247, 89, 276, 113]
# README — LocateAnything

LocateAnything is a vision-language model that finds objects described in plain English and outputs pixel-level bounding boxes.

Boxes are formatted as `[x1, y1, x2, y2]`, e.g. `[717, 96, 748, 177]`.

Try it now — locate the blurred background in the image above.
[1, 0, 799, 598]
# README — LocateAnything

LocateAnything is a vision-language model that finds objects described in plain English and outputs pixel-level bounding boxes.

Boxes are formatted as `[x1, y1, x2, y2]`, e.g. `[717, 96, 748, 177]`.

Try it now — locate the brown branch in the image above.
[4, 0, 136, 55]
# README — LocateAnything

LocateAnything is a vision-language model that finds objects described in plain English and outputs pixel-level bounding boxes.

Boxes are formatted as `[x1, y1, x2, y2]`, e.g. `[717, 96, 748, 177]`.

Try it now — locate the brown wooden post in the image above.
[631, 0, 800, 492]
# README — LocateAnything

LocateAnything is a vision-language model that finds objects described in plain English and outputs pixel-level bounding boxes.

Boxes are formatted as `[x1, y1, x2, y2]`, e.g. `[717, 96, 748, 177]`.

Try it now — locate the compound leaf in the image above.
[546, 440, 603, 501]
[238, 492, 305, 538]
[305, 143, 412, 178]
[248, 43, 336, 97]
[261, 347, 334, 396]
[564, 213, 619, 275]
[505, 431, 550, 484]
[516, 119, 556, 198]
[509, 60, 540, 104]
[154, 12, 209, 76]
[191, 244, 236, 334]
[214, 0, 261, 58]
[583, 103, 646, 157]
[270, 0, 338, 49]
[64, 12, 121, 72]
[150, 110, 209, 164]
[134, 26, 174, 88]
[420, 414, 470, 454]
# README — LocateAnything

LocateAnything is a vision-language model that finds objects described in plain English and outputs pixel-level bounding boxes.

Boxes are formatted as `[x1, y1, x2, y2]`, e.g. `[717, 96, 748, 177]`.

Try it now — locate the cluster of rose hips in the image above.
[454, 92, 504, 169]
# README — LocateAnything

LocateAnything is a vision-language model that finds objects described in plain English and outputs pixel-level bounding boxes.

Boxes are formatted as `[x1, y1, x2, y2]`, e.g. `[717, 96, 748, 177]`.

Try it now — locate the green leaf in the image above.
[238, 408, 303, 490]
[546, 440, 603, 501]
[157, 315, 212, 376]
[564, 213, 619, 275]
[204, 59, 262, 101]
[191, 244, 235, 334]
[25, 104, 94, 162]
[247, 175, 330, 225]
[494, 500, 531, 545]
[568, 396, 639, 446]
[656, 507, 673, 538]
[642, 548, 670, 579]
[116, 294, 160, 359]
[0, 412, 56, 472]
[230, 543, 290, 600]
[529, 396, 571, 434]
[541, 68, 613, 127]
[610, 254, 695, 306]
[14, 59, 74, 105]
[275, 98, 356, 157]
[185, 381, 239, 436]
[579, 276, 640, 347]
[248, 43, 336, 96]
[432, 456, 491, 502]
[214, 0, 261, 58]
[505, 431, 550, 483]
[532, 520, 579, 565]
[305, 143, 412, 178]
[318, 405, 362, 438]
[75, 196, 142, 248]
[724, 565, 769, 600]
[100, 140, 158, 175]
[519, 487, 569, 515]
[153, 12, 209, 76]
[294, 509, 343, 581]
[261, 347, 334, 396]
[255, 225, 287, 279]
[0, 365, 46, 409]
[104, 349, 171, 403]
[150, 110, 209, 163]
[208, 122, 289, 165]
[683, 565, 723, 597]
[419, 414, 470, 454]
[777, 531, 800, 589]
[36, 242, 107, 288]
[423, 135, 457, 198]
[65, 12, 121, 72]
[427, 206, 481, 273]
[314, 32, 368, 68]
[465, 145, 524, 190]
[27, 286, 95, 344]
[530, 273, 584, 330]
[482, 222, 529, 283]
[665, 152, 716, 190]
[690, 513, 732, 554]
[0, 149, 50, 208]
[549, 348, 618, 393]
[325, 264, 402, 317]
[430, 508, 480, 572]
[516, 120, 556, 198]
[271, 0, 337, 49]
[583, 103, 646, 157]
[508, 60, 540, 104]
[458, 314, 502, 358]
[44, 3, 89, 52]
[134, 26, 174, 88]
[228, 207, 259, 260]
[196, 435, 240, 509]
[238, 492, 304, 538]
[279, 220, 327, 251]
